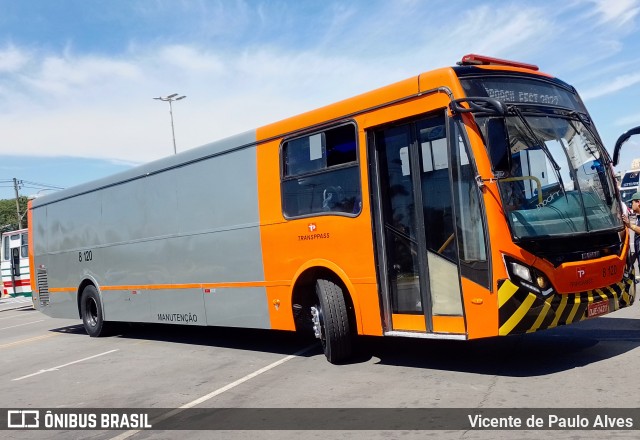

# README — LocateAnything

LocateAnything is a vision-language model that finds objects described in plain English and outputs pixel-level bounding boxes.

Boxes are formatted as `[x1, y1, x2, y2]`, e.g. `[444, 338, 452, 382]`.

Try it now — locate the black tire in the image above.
[80, 285, 112, 337]
[314, 279, 352, 364]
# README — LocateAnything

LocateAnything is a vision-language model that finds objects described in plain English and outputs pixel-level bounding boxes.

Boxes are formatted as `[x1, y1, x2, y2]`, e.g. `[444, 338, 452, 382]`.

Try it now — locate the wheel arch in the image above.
[290, 259, 361, 335]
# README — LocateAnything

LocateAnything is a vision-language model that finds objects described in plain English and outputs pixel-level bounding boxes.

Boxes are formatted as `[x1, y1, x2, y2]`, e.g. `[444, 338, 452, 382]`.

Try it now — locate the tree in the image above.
[0, 197, 29, 231]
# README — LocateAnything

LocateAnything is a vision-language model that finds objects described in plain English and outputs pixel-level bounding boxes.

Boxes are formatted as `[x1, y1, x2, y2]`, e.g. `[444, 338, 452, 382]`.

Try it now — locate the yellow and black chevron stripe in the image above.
[498, 270, 635, 336]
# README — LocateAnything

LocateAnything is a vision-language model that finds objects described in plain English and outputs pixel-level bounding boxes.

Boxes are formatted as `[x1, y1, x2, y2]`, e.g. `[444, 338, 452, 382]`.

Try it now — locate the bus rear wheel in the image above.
[80, 285, 112, 337]
[311, 279, 352, 364]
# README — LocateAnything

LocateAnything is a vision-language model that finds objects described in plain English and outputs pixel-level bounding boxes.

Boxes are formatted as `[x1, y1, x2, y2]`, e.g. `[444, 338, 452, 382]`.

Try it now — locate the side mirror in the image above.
[486, 118, 511, 176]
[613, 126, 640, 166]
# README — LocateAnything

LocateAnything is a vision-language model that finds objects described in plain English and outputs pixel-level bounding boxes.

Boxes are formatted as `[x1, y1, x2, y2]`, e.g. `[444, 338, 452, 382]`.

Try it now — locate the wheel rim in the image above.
[310, 305, 326, 348]
[86, 297, 98, 328]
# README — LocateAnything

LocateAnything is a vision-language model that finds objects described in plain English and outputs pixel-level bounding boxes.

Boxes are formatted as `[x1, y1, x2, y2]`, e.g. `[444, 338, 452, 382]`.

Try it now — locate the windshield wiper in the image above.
[567, 111, 608, 160]
[507, 105, 566, 193]
[565, 112, 614, 206]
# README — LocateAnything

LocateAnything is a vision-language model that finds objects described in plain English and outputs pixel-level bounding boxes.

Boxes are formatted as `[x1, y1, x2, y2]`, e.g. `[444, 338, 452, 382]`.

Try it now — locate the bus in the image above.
[29, 54, 637, 363]
[619, 169, 640, 210]
[2, 228, 31, 298]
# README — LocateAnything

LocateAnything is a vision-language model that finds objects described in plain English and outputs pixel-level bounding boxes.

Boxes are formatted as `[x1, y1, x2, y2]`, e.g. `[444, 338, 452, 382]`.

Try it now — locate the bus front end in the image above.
[454, 58, 635, 336]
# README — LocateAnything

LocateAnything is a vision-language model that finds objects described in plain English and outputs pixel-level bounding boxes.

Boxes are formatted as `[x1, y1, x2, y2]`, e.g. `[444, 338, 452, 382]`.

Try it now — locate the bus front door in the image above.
[370, 112, 465, 335]
[7, 247, 20, 296]
[11, 247, 20, 278]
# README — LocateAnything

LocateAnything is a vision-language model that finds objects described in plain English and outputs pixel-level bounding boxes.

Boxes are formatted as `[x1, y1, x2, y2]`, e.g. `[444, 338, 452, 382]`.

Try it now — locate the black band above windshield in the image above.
[458, 73, 586, 112]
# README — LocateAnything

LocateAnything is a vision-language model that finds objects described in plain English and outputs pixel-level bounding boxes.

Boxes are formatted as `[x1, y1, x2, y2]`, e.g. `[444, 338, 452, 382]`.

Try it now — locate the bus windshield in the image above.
[480, 112, 622, 239]
[620, 171, 640, 189]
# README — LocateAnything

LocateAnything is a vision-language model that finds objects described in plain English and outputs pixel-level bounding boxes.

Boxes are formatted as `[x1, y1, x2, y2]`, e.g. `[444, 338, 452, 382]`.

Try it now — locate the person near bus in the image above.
[623, 192, 640, 276]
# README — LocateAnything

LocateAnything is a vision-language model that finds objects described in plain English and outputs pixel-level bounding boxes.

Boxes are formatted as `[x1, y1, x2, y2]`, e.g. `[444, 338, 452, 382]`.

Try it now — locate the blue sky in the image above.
[1, 0, 640, 199]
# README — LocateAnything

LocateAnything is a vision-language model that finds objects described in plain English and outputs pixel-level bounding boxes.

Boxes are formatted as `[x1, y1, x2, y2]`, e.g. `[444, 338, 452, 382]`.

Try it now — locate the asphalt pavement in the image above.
[0, 295, 34, 312]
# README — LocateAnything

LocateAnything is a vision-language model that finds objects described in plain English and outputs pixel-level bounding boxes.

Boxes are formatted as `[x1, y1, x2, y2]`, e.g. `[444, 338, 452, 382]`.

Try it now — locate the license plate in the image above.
[587, 301, 609, 318]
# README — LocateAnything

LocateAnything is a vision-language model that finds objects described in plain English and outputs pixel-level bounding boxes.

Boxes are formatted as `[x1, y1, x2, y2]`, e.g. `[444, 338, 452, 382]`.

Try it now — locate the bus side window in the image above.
[21, 233, 28, 258]
[281, 123, 361, 218]
[2, 236, 8, 261]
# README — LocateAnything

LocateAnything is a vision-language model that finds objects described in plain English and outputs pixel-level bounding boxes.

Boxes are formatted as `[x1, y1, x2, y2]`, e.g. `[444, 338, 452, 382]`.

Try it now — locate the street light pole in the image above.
[153, 93, 186, 154]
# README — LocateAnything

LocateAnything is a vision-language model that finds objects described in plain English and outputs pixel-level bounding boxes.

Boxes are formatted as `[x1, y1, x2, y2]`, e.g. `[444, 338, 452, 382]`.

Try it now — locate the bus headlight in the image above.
[510, 262, 532, 282]
[505, 257, 554, 296]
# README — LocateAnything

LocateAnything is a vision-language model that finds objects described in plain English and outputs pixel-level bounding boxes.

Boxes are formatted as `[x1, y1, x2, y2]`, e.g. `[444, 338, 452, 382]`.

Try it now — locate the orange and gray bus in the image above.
[30, 54, 638, 363]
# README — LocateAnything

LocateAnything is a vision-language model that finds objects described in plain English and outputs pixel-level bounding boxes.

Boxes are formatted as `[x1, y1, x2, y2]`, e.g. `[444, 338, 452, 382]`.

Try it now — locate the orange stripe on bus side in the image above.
[48, 280, 291, 294]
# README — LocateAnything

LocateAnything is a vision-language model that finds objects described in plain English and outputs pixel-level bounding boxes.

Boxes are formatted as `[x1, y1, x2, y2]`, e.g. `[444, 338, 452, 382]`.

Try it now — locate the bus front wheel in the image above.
[80, 285, 112, 337]
[311, 279, 352, 364]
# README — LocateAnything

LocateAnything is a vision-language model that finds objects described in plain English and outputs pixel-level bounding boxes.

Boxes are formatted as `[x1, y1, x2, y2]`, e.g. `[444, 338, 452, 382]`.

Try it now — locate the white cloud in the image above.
[448, 5, 551, 58]
[588, 0, 640, 27]
[1, 0, 639, 166]
[158, 45, 224, 74]
[0, 43, 389, 163]
[580, 72, 640, 100]
[614, 113, 640, 127]
[0, 44, 30, 72]
[21, 55, 141, 97]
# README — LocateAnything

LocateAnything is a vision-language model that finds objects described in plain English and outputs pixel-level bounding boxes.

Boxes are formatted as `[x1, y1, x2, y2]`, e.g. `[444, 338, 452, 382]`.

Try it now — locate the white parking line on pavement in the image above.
[0, 305, 33, 313]
[0, 320, 44, 330]
[110, 343, 316, 440]
[0, 296, 32, 304]
[12, 349, 120, 381]
[0, 313, 29, 321]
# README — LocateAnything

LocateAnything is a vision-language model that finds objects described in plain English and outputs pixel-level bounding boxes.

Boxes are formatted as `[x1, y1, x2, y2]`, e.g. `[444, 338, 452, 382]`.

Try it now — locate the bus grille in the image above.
[37, 268, 50, 307]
